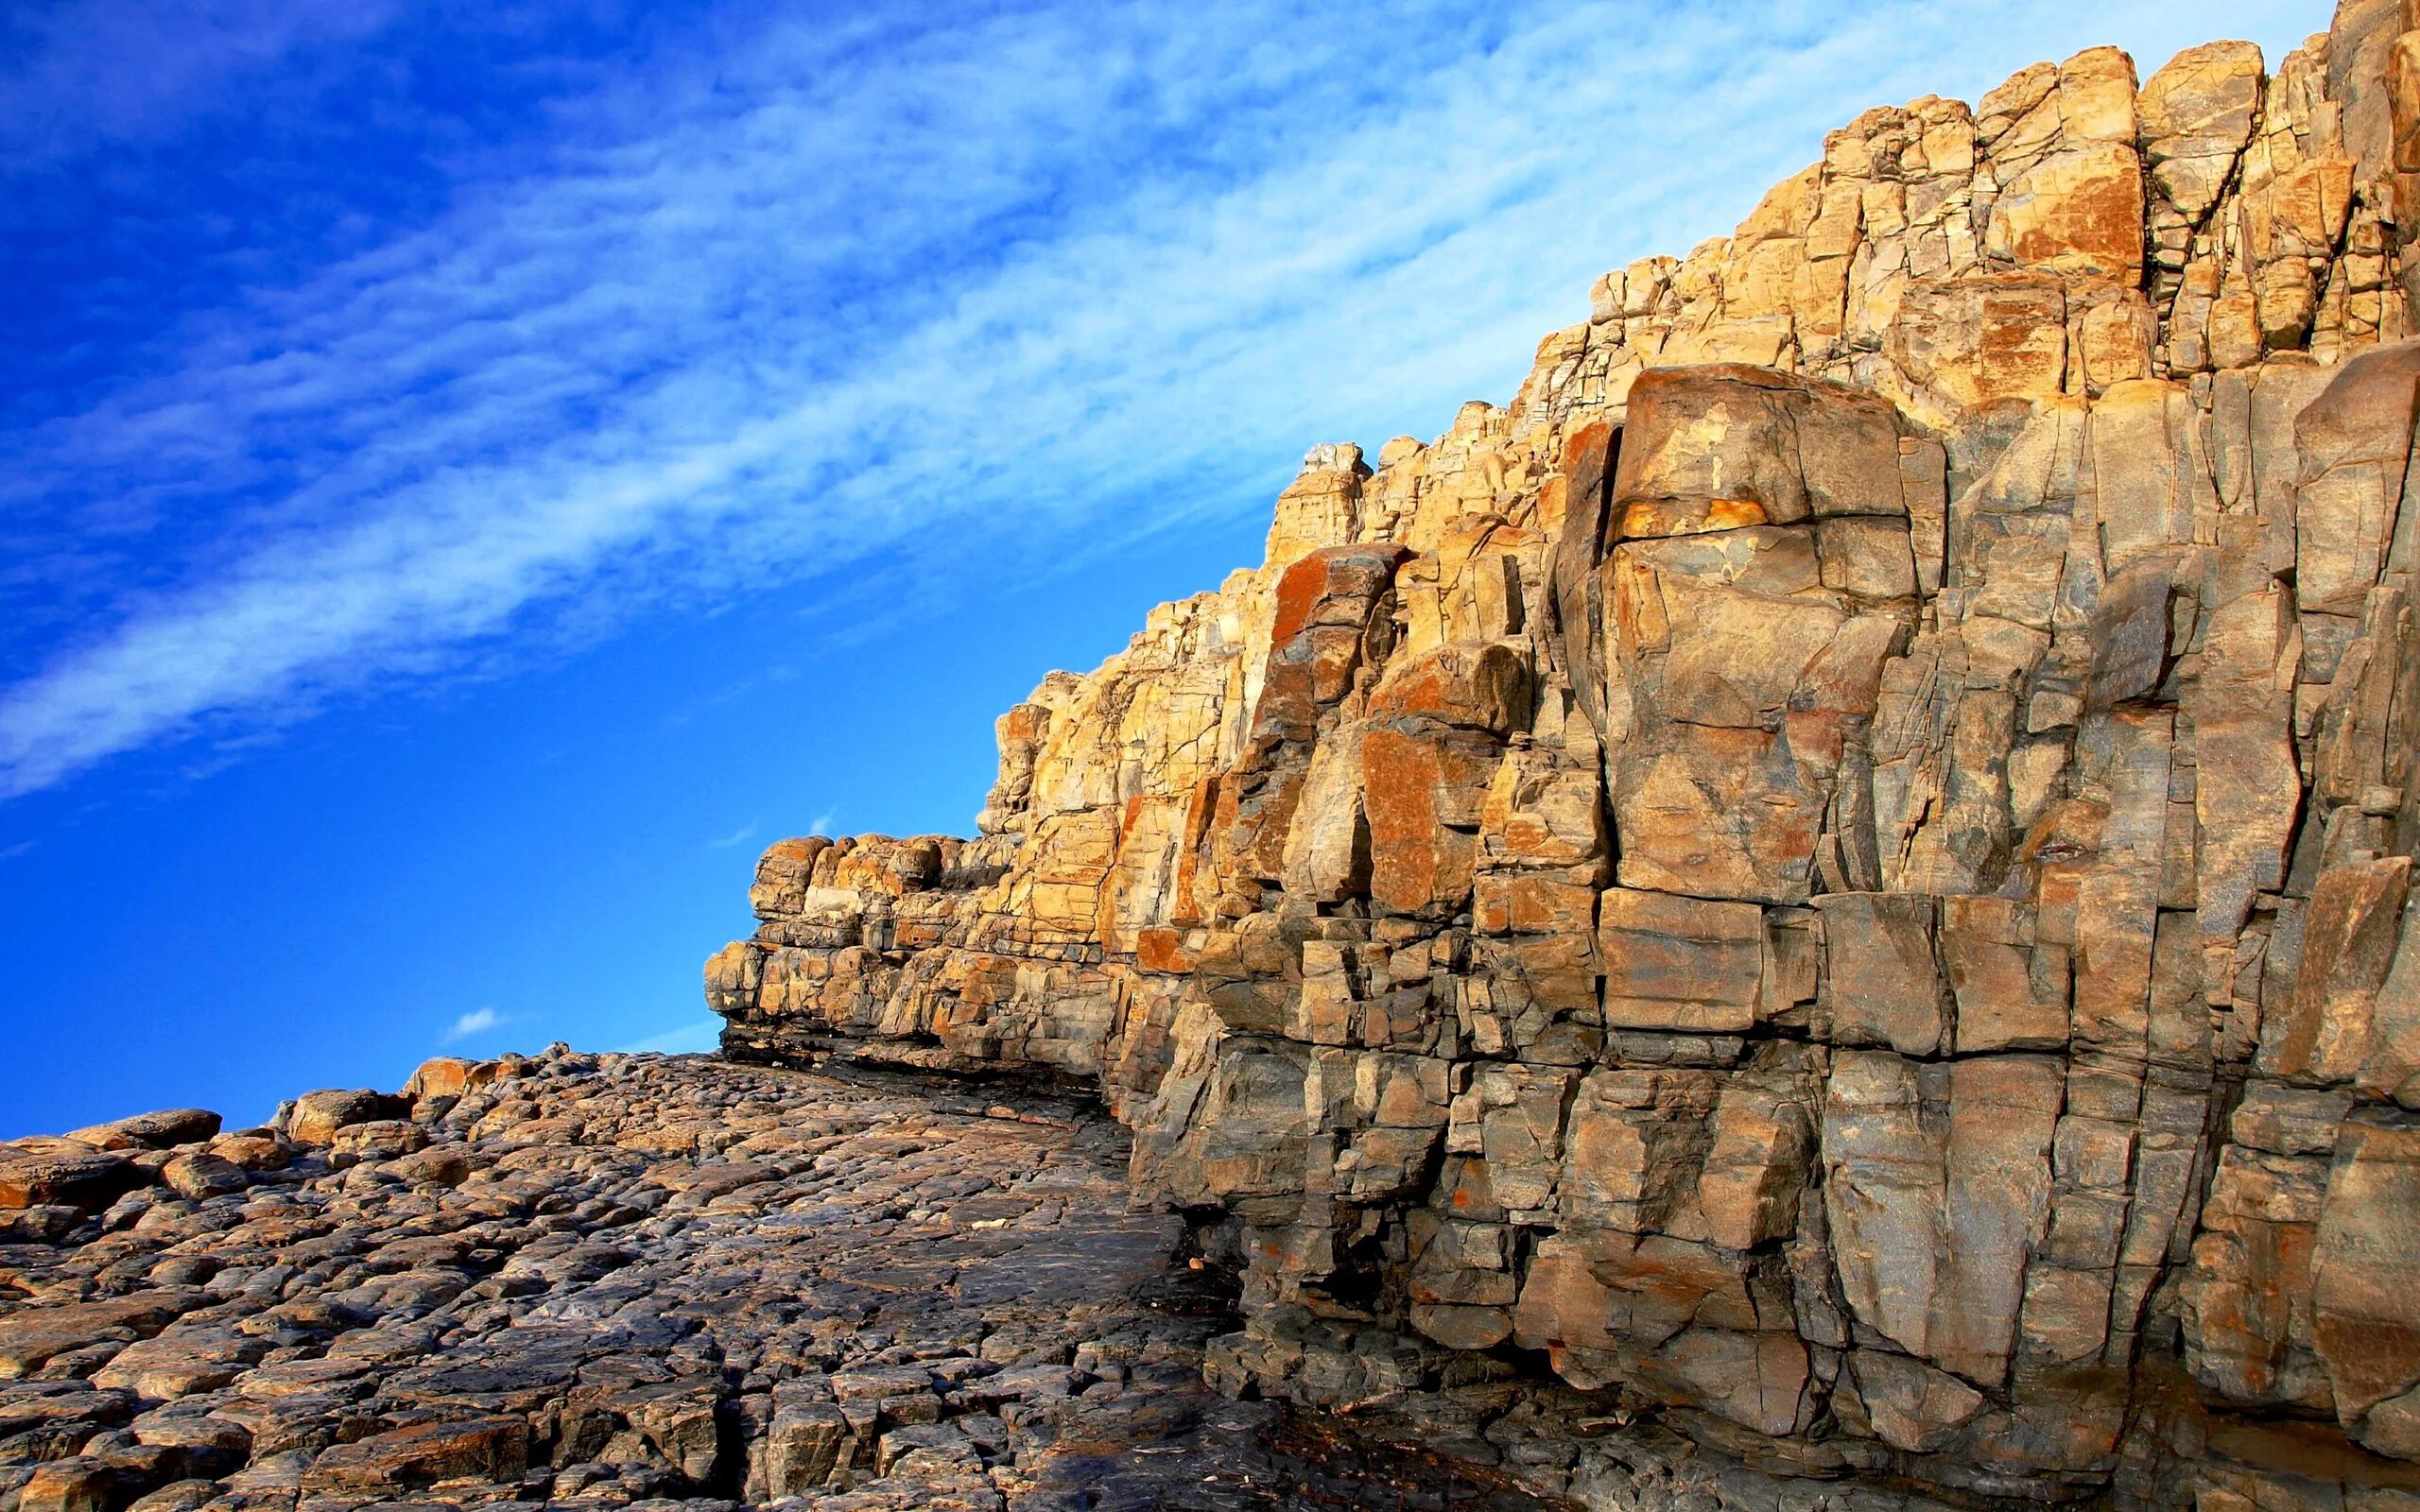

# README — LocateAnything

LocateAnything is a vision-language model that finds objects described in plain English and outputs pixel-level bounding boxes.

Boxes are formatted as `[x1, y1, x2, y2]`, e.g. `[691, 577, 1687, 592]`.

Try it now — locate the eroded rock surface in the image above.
[709, 7, 2420, 1510]
[0, 1052, 1580, 1512]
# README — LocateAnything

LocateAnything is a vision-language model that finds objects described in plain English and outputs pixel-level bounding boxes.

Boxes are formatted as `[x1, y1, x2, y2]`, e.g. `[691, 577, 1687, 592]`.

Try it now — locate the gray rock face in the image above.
[704, 9, 2420, 1511]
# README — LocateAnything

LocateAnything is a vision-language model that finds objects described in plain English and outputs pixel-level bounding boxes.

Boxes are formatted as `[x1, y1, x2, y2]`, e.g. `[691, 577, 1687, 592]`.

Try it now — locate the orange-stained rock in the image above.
[1986, 140, 2146, 280]
[403, 1057, 476, 1102]
[1361, 727, 1493, 919]
[0, 1142, 136, 1213]
[692, 18, 2420, 1506]
[1366, 642, 1533, 736]
[1133, 926, 1198, 975]
[1887, 273, 2069, 411]
[282, 1089, 410, 1146]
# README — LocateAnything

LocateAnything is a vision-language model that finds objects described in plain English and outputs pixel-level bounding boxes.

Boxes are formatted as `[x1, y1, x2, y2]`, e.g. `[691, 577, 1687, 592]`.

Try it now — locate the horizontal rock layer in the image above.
[710, 5, 2420, 1509]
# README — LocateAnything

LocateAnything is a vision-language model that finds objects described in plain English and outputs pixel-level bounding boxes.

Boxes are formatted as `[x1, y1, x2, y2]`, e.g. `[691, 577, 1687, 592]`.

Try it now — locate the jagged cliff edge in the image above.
[709, 8, 2420, 1508]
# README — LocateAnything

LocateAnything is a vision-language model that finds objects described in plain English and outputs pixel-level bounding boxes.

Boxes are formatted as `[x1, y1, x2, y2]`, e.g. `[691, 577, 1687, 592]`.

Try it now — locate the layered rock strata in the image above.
[710, 6, 2420, 1508]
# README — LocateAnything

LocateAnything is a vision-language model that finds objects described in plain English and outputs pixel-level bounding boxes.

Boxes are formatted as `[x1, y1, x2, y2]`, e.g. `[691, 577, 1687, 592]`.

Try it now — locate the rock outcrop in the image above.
[6, 1051, 1556, 1511]
[710, 6, 2420, 1508]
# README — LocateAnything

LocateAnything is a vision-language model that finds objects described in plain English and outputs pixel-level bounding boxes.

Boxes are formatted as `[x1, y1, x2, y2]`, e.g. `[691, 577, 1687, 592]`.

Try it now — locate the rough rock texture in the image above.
[0, 1050, 1574, 1511]
[711, 7, 2420, 1509]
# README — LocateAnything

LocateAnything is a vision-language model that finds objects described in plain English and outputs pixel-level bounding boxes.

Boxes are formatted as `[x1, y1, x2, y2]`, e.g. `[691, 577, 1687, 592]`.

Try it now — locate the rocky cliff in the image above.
[708, 6, 2420, 1508]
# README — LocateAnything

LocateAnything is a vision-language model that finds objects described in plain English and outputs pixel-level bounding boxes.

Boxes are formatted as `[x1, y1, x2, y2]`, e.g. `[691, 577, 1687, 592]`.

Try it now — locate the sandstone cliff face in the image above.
[711, 7, 2420, 1506]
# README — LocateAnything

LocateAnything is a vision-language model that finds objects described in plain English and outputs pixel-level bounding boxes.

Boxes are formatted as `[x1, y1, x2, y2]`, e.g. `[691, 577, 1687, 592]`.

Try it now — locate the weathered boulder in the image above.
[280, 1089, 409, 1145]
[0, 1139, 143, 1213]
[156, 1152, 247, 1201]
[301, 1417, 528, 1491]
[60, 1111, 219, 1152]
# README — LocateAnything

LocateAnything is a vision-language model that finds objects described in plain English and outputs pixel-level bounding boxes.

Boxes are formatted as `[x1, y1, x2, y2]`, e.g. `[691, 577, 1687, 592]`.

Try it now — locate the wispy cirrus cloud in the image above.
[0, 0, 2319, 801]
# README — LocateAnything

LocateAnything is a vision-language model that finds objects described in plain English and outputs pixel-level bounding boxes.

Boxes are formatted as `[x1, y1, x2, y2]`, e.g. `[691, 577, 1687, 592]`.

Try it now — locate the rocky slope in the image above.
[3, 1051, 1573, 1511]
[706, 5, 2420, 1509]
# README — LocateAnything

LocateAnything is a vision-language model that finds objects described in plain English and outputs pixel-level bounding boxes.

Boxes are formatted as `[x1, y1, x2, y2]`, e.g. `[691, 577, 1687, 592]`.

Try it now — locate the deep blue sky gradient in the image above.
[0, 0, 2320, 1134]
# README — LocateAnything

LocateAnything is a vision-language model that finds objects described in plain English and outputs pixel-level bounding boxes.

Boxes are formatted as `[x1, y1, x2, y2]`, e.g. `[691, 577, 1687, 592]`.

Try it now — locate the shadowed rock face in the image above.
[710, 6, 2420, 1508]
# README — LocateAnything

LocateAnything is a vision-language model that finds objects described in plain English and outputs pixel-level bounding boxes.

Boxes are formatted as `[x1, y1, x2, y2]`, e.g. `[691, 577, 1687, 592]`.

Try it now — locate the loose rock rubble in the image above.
[0, 1052, 1574, 1512]
[706, 8, 2420, 1511]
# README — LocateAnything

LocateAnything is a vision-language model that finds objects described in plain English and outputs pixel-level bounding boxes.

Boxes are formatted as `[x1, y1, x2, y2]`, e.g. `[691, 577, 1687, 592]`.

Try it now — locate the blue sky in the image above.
[0, 0, 2319, 1136]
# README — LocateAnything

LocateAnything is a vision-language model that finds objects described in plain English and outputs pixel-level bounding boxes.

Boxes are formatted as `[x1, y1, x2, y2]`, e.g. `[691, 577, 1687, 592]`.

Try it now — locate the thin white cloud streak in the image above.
[0, 0, 2322, 799]
[443, 1006, 505, 1042]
